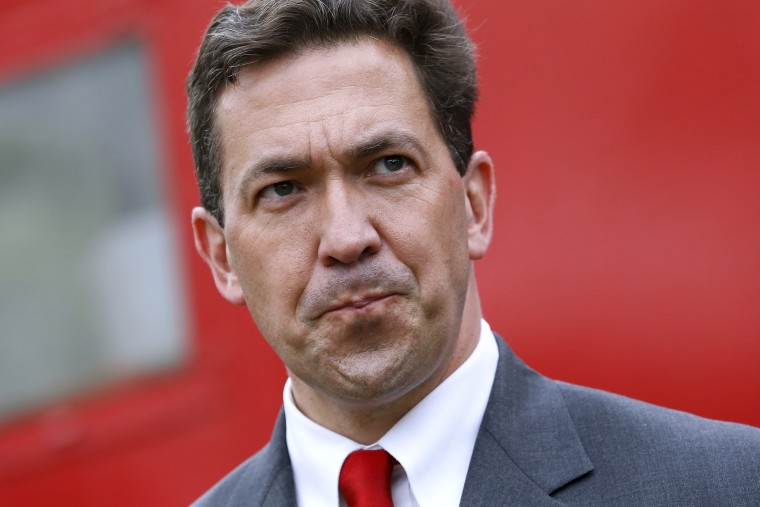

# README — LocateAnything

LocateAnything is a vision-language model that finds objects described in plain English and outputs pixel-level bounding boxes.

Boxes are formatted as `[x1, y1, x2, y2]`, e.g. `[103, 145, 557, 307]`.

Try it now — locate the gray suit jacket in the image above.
[194, 337, 760, 506]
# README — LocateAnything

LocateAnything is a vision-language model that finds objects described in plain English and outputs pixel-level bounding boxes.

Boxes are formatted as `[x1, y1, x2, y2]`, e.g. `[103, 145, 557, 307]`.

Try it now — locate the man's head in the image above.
[189, 0, 495, 442]
[187, 0, 478, 225]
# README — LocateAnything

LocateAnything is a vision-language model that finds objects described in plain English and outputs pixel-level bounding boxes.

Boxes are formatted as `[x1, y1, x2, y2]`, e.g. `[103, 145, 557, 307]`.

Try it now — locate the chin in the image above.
[321, 338, 440, 406]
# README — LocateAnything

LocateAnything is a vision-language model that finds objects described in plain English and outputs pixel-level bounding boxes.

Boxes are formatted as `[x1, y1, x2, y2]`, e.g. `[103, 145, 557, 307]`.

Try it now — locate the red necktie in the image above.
[339, 449, 396, 507]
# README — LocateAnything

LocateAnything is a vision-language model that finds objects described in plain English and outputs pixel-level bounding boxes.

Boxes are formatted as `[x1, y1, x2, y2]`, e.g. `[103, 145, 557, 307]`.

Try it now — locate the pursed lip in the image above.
[319, 293, 398, 318]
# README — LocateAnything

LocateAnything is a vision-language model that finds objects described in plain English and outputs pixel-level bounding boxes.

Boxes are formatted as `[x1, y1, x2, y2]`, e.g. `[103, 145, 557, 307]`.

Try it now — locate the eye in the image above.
[373, 155, 408, 174]
[271, 181, 295, 197]
[260, 181, 296, 199]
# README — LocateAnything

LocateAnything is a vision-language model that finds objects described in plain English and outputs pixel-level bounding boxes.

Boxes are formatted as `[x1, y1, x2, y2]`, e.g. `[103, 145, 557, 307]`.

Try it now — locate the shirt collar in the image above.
[284, 319, 499, 507]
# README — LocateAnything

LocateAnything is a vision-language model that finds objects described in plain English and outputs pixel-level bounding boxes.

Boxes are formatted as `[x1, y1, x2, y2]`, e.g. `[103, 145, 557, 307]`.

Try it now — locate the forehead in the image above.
[217, 38, 428, 121]
[213, 39, 441, 182]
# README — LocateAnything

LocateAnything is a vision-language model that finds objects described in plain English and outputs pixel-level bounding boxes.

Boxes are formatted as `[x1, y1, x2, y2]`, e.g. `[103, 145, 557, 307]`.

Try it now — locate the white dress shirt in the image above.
[283, 319, 499, 507]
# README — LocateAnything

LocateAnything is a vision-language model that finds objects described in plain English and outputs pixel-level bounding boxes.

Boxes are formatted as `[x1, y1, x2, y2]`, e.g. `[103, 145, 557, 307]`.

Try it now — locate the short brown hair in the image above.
[187, 0, 478, 225]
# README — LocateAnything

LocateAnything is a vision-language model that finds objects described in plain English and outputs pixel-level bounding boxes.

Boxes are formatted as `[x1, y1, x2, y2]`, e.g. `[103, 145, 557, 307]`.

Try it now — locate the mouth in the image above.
[320, 293, 398, 318]
[299, 262, 417, 322]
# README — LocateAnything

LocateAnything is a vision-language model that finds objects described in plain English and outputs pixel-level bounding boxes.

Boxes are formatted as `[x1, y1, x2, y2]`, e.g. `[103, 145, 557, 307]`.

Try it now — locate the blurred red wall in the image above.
[0, 0, 757, 505]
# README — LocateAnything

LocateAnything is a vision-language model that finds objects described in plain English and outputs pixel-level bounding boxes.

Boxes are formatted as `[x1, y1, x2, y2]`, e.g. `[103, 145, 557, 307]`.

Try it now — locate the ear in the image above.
[464, 150, 496, 260]
[191, 207, 246, 306]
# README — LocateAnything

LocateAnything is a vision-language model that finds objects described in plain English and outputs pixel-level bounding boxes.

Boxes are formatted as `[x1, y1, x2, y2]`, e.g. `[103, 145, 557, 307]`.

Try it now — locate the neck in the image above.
[290, 274, 483, 444]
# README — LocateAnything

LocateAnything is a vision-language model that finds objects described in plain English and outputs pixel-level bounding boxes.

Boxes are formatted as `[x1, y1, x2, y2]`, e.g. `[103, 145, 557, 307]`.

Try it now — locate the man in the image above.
[187, 0, 760, 505]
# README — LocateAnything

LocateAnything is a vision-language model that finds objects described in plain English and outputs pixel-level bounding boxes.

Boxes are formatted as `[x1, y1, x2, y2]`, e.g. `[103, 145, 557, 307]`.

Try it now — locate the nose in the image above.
[317, 182, 381, 266]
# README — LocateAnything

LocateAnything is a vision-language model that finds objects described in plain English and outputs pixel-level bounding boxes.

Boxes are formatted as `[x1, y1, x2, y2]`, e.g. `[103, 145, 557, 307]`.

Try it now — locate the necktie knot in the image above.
[339, 449, 396, 507]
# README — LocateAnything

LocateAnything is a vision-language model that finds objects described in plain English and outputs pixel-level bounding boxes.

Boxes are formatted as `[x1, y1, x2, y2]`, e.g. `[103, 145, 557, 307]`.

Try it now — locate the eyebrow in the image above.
[236, 131, 428, 200]
[237, 155, 310, 201]
[346, 132, 427, 161]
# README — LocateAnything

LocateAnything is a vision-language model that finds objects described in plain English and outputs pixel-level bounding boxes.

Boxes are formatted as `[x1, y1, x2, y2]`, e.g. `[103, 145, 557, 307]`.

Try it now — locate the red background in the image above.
[0, 0, 758, 505]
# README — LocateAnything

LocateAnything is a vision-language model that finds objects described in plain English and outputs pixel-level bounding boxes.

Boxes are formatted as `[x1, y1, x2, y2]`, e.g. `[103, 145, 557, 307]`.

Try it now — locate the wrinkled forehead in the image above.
[215, 37, 430, 119]
[212, 39, 441, 179]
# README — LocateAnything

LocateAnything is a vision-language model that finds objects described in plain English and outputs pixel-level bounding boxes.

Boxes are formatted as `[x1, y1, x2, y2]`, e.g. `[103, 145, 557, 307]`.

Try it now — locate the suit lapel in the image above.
[257, 411, 298, 507]
[461, 337, 594, 505]
[260, 336, 592, 506]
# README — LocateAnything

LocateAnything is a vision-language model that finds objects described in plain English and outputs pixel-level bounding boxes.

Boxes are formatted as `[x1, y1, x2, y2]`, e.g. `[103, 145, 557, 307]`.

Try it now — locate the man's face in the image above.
[194, 39, 493, 416]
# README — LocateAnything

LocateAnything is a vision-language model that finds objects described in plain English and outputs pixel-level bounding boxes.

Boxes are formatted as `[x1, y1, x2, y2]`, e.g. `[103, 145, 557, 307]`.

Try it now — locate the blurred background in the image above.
[0, 0, 758, 505]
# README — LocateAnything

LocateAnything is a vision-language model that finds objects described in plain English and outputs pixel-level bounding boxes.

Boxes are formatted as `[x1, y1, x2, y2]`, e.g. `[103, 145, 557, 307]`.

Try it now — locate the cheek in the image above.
[228, 222, 315, 314]
[381, 177, 470, 277]
[413, 176, 469, 245]
[424, 181, 471, 285]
